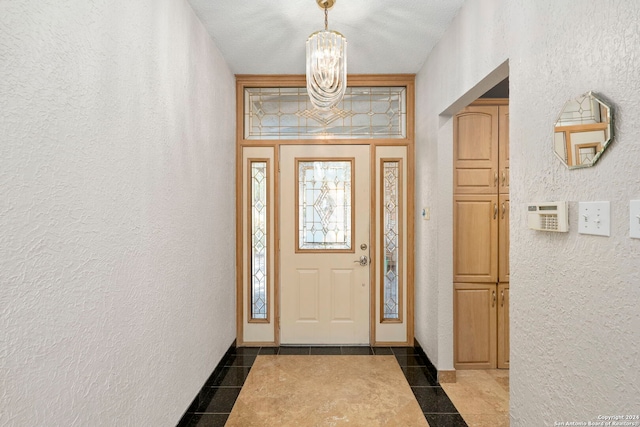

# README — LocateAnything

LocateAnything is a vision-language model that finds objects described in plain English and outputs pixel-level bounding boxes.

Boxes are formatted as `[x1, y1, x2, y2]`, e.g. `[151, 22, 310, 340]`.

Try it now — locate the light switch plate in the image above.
[630, 200, 640, 239]
[422, 207, 430, 220]
[578, 201, 610, 237]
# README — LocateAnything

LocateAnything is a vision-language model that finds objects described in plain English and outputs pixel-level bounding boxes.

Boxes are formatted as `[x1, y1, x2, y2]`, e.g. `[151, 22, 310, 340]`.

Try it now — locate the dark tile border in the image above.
[257, 347, 279, 355]
[310, 346, 342, 355]
[196, 387, 243, 413]
[411, 386, 459, 413]
[183, 413, 229, 427]
[414, 338, 438, 380]
[278, 346, 311, 355]
[413, 340, 467, 426]
[372, 346, 394, 355]
[176, 341, 236, 427]
[424, 413, 468, 427]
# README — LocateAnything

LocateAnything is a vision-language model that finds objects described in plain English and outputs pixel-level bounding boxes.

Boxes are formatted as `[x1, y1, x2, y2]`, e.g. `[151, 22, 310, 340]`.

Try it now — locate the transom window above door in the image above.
[244, 87, 407, 140]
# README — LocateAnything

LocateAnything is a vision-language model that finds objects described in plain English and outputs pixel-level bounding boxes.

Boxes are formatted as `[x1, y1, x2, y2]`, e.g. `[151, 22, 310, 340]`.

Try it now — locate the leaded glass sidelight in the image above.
[250, 161, 268, 320]
[298, 160, 353, 250]
[382, 160, 402, 320]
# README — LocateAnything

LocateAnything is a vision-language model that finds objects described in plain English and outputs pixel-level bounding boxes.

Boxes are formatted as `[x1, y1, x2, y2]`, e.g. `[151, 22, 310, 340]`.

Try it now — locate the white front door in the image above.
[280, 145, 370, 344]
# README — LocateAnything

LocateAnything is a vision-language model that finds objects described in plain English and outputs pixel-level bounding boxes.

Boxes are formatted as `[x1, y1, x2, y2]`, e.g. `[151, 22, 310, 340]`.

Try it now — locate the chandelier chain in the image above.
[324, 5, 328, 30]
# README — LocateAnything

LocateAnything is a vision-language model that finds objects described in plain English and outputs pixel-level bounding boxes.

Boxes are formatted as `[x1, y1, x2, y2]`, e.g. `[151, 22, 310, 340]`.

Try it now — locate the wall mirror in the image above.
[553, 92, 613, 169]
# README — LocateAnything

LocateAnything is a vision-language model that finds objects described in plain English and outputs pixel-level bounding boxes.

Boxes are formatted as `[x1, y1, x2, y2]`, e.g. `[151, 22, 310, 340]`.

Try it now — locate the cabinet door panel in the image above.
[499, 105, 509, 195]
[499, 195, 510, 282]
[454, 283, 497, 369]
[454, 195, 498, 283]
[454, 106, 499, 194]
[455, 169, 495, 192]
[498, 283, 510, 369]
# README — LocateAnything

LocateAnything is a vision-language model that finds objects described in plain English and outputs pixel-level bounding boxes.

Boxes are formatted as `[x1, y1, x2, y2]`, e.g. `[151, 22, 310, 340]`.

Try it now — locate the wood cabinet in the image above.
[454, 283, 497, 369]
[498, 195, 509, 283]
[497, 283, 510, 368]
[453, 101, 509, 370]
[454, 106, 498, 194]
[454, 104, 509, 195]
[453, 282, 510, 370]
[453, 194, 498, 283]
[499, 105, 509, 194]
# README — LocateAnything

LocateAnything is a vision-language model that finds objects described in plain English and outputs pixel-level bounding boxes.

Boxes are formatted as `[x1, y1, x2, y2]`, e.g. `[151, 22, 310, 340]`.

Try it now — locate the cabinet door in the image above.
[498, 283, 510, 369]
[499, 105, 509, 195]
[453, 195, 498, 283]
[499, 195, 509, 283]
[454, 106, 499, 194]
[454, 283, 497, 369]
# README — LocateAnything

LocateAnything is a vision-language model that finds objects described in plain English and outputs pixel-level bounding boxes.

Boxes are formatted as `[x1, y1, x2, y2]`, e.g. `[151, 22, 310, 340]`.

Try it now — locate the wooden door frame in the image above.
[235, 75, 415, 347]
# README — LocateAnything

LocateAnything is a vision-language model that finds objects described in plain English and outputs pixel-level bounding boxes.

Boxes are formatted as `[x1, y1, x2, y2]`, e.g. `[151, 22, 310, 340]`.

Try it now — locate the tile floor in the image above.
[225, 355, 427, 426]
[441, 370, 510, 427]
[177, 345, 468, 427]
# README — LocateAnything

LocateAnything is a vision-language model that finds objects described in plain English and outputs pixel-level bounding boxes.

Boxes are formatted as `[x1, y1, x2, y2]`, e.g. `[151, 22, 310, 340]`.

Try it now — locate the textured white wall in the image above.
[416, 0, 640, 425]
[508, 1, 640, 424]
[0, 1, 236, 426]
[414, 0, 509, 370]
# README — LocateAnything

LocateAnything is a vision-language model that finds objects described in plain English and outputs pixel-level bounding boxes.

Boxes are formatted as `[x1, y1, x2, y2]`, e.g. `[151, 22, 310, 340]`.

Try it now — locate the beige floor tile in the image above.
[461, 413, 510, 427]
[225, 355, 429, 427]
[441, 369, 510, 425]
[487, 370, 510, 393]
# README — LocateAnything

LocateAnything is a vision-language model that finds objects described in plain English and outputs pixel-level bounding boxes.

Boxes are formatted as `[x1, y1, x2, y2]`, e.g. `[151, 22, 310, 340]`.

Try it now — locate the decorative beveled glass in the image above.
[250, 162, 268, 320]
[244, 87, 407, 140]
[382, 161, 401, 320]
[298, 160, 352, 250]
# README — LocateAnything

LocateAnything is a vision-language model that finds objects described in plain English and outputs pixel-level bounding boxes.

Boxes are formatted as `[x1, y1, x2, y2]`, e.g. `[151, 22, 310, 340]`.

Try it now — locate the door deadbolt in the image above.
[360, 243, 368, 250]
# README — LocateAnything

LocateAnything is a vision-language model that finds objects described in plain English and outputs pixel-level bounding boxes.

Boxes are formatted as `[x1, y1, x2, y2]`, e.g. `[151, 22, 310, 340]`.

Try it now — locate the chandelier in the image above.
[306, 0, 347, 111]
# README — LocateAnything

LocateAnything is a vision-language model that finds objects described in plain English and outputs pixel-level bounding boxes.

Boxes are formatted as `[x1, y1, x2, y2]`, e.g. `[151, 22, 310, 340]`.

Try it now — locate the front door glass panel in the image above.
[298, 160, 353, 251]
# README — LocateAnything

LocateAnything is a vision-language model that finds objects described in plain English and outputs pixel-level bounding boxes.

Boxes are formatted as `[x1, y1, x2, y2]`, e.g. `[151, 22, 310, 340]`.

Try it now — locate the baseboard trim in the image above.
[413, 339, 457, 383]
[176, 340, 236, 427]
[437, 370, 457, 383]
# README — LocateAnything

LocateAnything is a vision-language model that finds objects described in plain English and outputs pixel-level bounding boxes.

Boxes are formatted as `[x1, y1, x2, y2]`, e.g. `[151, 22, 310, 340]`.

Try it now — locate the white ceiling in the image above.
[187, 0, 466, 75]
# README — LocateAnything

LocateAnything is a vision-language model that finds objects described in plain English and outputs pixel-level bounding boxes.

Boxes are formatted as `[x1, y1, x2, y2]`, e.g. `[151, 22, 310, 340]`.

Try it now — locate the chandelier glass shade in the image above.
[306, 1, 347, 110]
